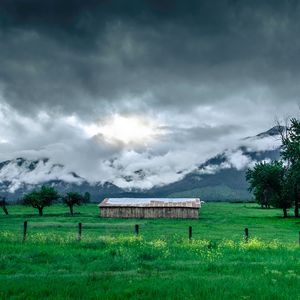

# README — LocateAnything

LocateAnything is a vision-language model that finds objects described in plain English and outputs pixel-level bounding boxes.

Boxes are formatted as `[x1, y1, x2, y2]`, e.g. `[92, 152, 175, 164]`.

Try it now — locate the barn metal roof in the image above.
[98, 198, 201, 208]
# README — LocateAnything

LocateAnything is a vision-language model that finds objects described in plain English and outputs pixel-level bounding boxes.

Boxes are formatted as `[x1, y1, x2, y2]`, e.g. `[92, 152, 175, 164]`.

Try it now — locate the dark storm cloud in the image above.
[161, 124, 243, 144]
[1, 0, 300, 117]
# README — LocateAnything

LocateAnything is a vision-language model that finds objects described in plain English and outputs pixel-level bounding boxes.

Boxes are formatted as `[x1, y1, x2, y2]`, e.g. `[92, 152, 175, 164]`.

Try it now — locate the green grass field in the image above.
[0, 203, 300, 299]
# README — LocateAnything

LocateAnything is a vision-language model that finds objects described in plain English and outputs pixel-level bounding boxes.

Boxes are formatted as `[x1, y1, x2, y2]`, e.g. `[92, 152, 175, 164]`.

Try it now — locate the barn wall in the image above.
[100, 207, 199, 219]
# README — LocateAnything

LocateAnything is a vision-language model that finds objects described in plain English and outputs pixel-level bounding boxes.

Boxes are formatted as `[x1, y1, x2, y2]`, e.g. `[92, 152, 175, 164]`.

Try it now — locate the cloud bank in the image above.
[0, 0, 298, 189]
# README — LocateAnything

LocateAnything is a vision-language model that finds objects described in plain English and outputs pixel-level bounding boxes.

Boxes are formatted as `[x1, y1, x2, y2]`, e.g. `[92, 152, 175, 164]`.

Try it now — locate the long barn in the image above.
[98, 198, 201, 219]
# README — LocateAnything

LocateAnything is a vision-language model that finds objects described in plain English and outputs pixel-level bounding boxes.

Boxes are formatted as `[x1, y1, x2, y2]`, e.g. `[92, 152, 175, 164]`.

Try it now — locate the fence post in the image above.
[189, 226, 192, 240]
[135, 224, 139, 236]
[78, 222, 82, 241]
[23, 221, 28, 242]
[244, 227, 249, 242]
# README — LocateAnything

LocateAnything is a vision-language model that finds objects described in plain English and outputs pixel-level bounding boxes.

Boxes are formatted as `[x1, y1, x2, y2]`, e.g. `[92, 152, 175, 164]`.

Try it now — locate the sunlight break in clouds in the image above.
[84, 115, 165, 145]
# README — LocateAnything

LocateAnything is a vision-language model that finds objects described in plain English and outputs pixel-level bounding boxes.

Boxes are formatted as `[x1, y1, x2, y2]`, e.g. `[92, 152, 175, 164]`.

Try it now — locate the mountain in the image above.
[145, 149, 280, 201]
[0, 158, 125, 201]
[0, 127, 282, 202]
[146, 128, 281, 201]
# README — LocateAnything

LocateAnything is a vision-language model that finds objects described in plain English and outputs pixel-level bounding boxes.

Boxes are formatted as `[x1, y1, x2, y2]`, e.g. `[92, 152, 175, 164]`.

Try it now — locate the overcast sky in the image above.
[0, 0, 299, 189]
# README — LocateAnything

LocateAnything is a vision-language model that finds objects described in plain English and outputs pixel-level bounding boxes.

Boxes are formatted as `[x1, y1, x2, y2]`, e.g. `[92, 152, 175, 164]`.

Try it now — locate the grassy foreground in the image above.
[0, 203, 300, 299]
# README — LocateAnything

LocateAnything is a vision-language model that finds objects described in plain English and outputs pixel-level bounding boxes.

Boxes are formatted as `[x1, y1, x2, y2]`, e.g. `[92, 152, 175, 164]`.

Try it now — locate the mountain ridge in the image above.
[0, 126, 282, 202]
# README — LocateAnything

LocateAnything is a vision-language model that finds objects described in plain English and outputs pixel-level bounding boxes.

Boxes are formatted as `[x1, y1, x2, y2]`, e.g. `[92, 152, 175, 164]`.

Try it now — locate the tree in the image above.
[23, 186, 59, 216]
[246, 161, 292, 217]
[279, 118, 300, 217]
[0, 196, 8, 215]
[84, 192, 91, 203]
[62, 192, 89, 215]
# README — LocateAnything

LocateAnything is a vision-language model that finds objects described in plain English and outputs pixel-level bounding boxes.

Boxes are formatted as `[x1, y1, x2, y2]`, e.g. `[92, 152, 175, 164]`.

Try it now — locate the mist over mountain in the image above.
[0, 126, 281, 202]
[1, 0, 300, 205]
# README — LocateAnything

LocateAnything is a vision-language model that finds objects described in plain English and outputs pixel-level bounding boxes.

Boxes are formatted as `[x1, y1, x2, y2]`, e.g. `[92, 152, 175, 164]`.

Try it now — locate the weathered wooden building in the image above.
[98, 198, 201, 219]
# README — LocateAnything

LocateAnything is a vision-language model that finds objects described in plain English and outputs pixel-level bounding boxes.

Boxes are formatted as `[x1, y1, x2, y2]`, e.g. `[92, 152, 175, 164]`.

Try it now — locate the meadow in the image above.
[0, 203, 300, 299]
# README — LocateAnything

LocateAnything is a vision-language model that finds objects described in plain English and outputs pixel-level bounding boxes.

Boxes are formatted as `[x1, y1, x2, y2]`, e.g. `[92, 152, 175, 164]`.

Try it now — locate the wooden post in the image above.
[23, 221, 28, 242]
[135, 224, 139, 236]
[78, 222, 82, 241]
[189, 226, 192, 240]
[244, 227, 249, 242]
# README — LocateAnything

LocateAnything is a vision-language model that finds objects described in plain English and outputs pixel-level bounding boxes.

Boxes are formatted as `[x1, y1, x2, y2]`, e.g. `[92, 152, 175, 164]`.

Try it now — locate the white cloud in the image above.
[0, 99, 283, 191]
[243, 135, 282, 152]
[225, 150, 252, 171]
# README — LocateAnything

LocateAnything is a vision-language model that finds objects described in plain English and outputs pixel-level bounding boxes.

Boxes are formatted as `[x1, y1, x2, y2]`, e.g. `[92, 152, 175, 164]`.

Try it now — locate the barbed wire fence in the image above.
[12, 220, 300, 245]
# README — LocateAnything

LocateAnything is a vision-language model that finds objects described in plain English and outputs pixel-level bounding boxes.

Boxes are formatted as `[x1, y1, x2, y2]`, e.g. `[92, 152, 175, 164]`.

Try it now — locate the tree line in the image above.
[246, 118, 300, 218]
[0, 186, 91, 216]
